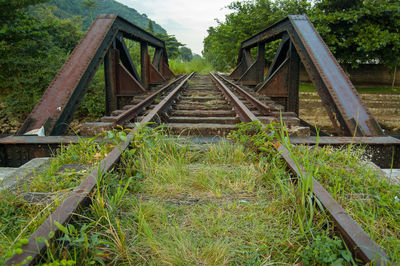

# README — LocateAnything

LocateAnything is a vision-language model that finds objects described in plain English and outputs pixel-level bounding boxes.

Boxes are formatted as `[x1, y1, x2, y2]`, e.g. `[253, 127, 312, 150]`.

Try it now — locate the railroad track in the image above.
[80, 73, 308, 138]
[5, 72, 393, 265]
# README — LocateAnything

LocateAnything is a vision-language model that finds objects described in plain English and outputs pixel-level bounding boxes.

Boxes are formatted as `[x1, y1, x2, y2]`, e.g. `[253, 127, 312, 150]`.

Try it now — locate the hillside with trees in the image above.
[46, 0, 166, 34]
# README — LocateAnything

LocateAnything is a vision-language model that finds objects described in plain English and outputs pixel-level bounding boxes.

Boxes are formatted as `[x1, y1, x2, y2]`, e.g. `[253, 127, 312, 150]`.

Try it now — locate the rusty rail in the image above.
[211, 73, 391, 264]
[210, 73, 257, 122]
[6, 73, 194, 265]
[109, 74, 187, 126]
[276, 143, 389, 264]
[141, 72, 195, 124]
[215, 73, 270, 115]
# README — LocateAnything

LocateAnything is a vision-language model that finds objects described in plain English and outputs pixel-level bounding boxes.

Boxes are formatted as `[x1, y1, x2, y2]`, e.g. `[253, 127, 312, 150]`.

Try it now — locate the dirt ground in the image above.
[300, 92, 400, 136]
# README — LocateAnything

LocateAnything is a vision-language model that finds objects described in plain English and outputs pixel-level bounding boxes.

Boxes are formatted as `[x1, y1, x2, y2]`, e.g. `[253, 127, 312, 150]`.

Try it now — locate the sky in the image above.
[116, 0, 233, 55]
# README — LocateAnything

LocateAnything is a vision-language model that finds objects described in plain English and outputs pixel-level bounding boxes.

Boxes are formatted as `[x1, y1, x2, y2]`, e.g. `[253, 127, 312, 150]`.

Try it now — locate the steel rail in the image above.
[210, 72, 390, 265]
[141, 72, 195, 124]
[209, 72, 257, 122]
[276, 143, 390, 264]
[111, 74, 187, 126]
[215, 74, 399, 168]
[6, 73, 194, 265]
[215, 73, 270, 115]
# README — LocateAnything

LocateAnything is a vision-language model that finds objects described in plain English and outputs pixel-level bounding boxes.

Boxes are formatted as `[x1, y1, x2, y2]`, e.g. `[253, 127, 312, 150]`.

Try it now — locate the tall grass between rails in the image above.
[169, 58, 214, 74]
[3, 124, 398, 264]
[228, 120, 399, 263]
[0, 133, 116, 264]
[32, 125, 350, 264]
[292, 144, 400, 261]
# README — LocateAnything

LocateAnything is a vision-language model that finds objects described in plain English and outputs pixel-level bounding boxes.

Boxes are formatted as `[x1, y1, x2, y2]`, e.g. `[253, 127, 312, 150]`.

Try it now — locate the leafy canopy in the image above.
[203, 0, 400, 71]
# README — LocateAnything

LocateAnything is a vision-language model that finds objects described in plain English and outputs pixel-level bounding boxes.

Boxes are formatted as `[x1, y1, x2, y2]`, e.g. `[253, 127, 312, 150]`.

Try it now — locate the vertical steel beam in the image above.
[152, 48, 163, 70]
[140, 42, 149, 89]
[116, 36, 141, 84]
[238, 45, 265, 85]
[287, 42, 300, 114]
[231, 49, 253, 80]
[256, 42, 266, 83]
[104, 49, 118, 115]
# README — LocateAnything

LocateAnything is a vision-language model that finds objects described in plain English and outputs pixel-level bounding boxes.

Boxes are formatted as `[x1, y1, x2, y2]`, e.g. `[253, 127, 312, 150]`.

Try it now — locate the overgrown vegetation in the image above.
[0, 134, 113, 264]
[0, 4, 83, 120]
[169, 57, 214, 74]
[228, 121, 400, 262]
[3, 124, 397, 264]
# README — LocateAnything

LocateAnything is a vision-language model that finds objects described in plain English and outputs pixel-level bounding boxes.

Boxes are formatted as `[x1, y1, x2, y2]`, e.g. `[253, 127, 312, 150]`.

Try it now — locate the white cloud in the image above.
[116, 0, 233, 55]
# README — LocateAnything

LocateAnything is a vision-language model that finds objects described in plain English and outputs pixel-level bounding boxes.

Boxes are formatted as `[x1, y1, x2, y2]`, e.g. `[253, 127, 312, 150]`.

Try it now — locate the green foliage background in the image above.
[203, 0, 400, 71]
[0, 4, 83, 120]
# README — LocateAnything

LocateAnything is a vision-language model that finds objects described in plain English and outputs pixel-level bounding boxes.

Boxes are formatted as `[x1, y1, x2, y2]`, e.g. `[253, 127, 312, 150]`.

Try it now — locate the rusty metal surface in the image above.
[18, 15, 118, 136]
[0, 136, 83, 145]
[18, 15, 174, 136]
[0, 136, 86, 167]
[147, 53, 167, 85]
[6, 133, 133, 265]
[238, 43, 265, 85]
[5, 74, 194, 265]
[234, 15, 383, 137]
[290, 136, 400, 145]
[210, 73, 257, 123]
[290, 136, 400, 168]
[216, 74, 270, 115]
[113, 75, 187, 126]
[276, 143, 390, 264]
[140, 73, 194, 124]
[105, 49, 147, 113]
[288, 15, 382, 136]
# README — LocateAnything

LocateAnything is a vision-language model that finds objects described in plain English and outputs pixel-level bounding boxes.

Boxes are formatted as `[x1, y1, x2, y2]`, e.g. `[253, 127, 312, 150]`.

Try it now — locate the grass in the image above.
[292, 144, 400, 261]
[1, 125, 399, 264]
[0, 134, 114, 263]
[24, 126, 345, 264]
[300, 83, 400, 93]
[169, 58, 214, 74]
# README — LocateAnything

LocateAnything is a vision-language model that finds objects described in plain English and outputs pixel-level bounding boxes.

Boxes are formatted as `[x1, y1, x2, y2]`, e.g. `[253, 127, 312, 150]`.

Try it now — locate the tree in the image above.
[203, 0, 310, 71]
[0, 0, 49, 22]
[156, 33, 183, 59]
[147, 20, 154, 34]
[83, 0, 97, 23]
[203, 0, 400, 72]
[310, 0, 400, 69]
[179, 46, 193, 62]
[0, 5, 83, 119]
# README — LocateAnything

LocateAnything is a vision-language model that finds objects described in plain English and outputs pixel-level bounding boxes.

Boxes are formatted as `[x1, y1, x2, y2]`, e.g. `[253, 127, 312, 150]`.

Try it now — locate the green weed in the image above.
[169, 58, 214, 74]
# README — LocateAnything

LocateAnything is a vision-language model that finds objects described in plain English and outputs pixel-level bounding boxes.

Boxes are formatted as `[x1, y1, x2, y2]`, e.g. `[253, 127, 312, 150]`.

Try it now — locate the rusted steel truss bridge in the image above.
[2, 14, 399, 265]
